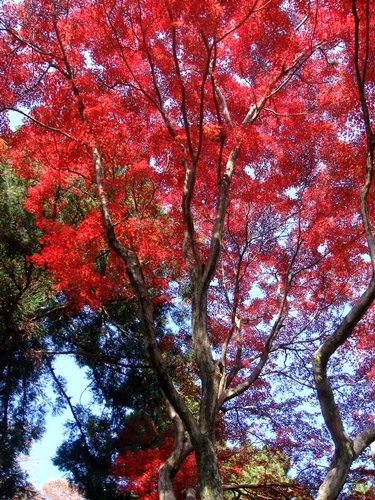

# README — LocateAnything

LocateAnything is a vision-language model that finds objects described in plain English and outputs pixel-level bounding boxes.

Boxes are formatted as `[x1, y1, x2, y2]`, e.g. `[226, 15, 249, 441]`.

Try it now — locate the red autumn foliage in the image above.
[113, 435, 198, 500]
[2, 0, 375, 497]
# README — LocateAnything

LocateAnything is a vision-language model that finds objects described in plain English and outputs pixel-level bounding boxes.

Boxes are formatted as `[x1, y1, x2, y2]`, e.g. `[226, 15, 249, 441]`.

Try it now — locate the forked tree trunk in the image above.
[96, 146, 224, 500]
[158, 428, 223, 500]
[315, 4, 375, 498]
[316, 427, 375, 499]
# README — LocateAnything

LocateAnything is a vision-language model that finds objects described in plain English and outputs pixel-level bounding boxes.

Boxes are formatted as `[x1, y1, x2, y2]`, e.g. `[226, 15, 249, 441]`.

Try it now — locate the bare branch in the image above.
[3, 107, 75, 139]
[353, 425, 375, 459]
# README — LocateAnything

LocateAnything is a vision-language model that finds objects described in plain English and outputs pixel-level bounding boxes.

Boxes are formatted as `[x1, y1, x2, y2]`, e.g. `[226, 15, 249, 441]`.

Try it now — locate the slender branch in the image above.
[45, 356, 91, 456]
[166, 5, 194, 158]
[93, 147, 200, 441]
[211, 76, 232, 126]
[223, 481, 308, 492]
[2, 107, 75, 139]
[352, 0, 372, 137]
[216, 1, 260, 43]
[353, 425, 375, 459]
[223, 237, 302, 403]
[1, 23, 65, 63]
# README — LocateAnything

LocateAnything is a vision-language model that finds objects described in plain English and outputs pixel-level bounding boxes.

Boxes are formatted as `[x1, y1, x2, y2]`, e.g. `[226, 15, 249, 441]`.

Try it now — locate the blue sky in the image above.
[22, 356, 93, 490]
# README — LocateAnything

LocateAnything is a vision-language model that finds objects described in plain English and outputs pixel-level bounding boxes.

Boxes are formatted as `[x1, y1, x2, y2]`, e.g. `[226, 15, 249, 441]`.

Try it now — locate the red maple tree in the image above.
[111, 400, 310, 499]
[1, 0, 375, 498]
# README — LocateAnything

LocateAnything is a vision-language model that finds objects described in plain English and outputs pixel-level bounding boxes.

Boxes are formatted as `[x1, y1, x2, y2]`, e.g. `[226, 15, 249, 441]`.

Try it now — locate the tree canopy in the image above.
[1, 0, 375, 498]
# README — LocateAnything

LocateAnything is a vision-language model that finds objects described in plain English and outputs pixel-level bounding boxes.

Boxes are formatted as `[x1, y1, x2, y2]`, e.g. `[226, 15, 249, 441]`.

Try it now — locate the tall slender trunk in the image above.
[190, 289, 224, 500]
[313, 280, 375, 499]
[158, 402, 193, 500]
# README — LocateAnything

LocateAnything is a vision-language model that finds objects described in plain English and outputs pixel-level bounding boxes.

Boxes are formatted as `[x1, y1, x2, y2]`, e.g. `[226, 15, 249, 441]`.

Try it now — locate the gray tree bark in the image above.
[314, 2, 375, 498]
[158, 403, 193, 500]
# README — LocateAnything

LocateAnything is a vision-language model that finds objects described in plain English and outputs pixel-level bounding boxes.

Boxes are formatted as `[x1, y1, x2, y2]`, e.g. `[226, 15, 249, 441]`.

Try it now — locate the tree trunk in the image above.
[194, 434, 223, 500]
[316, 448, 353, 500]
[158, 402, 193, 500]
[158, 406, 223, 500]
[189, 288, 224, 499]
[158, 469, 179, 500]
[312, 280, 375, 499]
[185, 489, 196, 500]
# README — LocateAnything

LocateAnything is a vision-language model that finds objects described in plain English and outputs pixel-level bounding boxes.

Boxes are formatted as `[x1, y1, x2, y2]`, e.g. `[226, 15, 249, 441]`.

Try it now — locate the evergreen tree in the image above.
[48, 302, 170, 500]
[0, 163, 51, 498]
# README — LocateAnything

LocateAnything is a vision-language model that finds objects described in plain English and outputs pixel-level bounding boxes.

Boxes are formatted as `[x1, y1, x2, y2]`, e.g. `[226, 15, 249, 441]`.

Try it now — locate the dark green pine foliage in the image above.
[0, 162, 51, 498]
[49, 301, 174, 500]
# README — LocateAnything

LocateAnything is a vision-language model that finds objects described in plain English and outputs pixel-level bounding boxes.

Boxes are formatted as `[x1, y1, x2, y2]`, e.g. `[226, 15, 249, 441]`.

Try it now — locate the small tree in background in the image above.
[40, 479, 83, 500]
